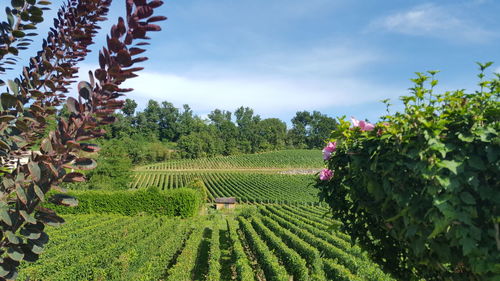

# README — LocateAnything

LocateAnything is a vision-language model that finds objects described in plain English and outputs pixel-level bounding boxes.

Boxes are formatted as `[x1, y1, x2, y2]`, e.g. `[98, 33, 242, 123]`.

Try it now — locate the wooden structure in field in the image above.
[215, 197, 237, 210]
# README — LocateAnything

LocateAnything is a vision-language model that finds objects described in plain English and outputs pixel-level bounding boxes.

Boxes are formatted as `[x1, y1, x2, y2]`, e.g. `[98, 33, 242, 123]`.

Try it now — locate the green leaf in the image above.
[16, 185, 28, 205]
[460, 192, 476, 205]
[20, 210, 37, 224]
[5, 231, 22, 244]
[12, 30, 25, 38]
[7, 80, 19, 96]
[437, 160, 461, 175]
[0, 265, 9, 278]
[467, 155, 485, 171]
[33, 184, 44, 201]
[29, 242, 44, 255]
[0, 207, 12, 226]
[7, 246, 24, 261]
[461, 236, 476, 255]
[428, 219, 449, 239]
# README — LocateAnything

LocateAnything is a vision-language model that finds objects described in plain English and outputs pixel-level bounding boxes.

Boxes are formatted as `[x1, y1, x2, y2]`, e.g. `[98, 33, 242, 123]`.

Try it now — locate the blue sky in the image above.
[2, 0, 499, 123]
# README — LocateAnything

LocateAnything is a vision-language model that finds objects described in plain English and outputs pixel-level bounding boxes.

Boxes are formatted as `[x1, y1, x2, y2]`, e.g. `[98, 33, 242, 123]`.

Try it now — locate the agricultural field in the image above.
[130, 172, 320, 204]
[135, 150, 322, 171]
[18, 205, 394, 281]
[131, 149, 323, 204]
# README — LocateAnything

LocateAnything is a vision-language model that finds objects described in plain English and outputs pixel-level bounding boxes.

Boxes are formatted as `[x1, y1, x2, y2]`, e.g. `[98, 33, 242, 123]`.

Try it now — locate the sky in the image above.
[1, 0, 500, 123]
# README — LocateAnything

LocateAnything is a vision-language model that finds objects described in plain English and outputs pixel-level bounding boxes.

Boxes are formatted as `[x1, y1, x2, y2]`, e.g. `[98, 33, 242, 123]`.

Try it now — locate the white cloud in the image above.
[71, 44, 398, 119]
[119, 70, 399, 117]
[371, 3, 496, 42]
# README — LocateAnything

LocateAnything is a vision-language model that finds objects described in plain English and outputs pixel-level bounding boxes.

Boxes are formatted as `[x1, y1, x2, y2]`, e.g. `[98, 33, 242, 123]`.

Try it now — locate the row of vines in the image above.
[135, 150, 322, 171]
[130, 172, 321, 204]
[18, 205, 393, 280]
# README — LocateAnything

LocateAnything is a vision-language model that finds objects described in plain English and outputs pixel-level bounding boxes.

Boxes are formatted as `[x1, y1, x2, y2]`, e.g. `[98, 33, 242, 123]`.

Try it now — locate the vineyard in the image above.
[135, 150, 322, 171]
[130, 172, 320, 204]
[19, 205, 394, 281]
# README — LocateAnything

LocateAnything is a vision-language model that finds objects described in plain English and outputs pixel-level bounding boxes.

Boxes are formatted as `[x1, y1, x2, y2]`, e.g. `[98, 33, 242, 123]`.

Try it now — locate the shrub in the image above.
[44, 188, 202, 218]
[316, 64, 499, 280]
[185, 178, 209, 202]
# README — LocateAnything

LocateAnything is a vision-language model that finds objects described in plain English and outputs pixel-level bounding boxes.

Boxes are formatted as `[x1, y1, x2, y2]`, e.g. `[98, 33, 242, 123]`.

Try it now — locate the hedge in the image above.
[43, 188, 202, 218]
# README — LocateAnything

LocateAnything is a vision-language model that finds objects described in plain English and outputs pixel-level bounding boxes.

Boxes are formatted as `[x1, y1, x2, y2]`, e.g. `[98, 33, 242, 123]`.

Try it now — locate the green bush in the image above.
[44, 188, 202, 218]
[316, 64, 500, 280]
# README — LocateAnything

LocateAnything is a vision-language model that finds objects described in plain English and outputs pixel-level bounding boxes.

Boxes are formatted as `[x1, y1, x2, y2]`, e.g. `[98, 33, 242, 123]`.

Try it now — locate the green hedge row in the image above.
[259, 213, 326, 280]
[227, 218, 254, 281]
[43, 188, 202, 218]
[238, 217, 289, 281]
[250, 217, 309, 281]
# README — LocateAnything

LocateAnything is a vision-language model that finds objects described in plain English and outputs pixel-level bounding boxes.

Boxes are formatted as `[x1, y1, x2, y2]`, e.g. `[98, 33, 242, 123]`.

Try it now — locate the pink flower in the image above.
[359, 120, 375, 131]
[322, 141, 337, 160]
[319, 169, 333, 181]
[351, 116, 374, 131]
[351, 116, 360, 127]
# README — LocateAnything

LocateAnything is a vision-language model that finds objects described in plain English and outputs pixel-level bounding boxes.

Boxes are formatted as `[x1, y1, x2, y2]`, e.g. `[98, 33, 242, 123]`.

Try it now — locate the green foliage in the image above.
[138, 149, 322, 170]
[166, 223, 209, 281]
[18, 214, 198, 281]
[317, 65, 500, 280]
[85, 139, 132, 190]
[43, 188, 202, 218]
[238, 216, 289, 281]
[185, 178, 209, 202]
[132, 171, 320, 204]
[227, 218, 254, 281]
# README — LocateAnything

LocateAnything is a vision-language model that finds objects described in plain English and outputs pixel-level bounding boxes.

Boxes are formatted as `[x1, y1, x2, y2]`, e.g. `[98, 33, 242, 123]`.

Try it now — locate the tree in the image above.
[122, 98, 138, 117]
[0, 1, 165, 278]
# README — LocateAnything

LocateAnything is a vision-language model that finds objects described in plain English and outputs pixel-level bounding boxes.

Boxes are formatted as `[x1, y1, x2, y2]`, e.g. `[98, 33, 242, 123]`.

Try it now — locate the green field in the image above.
[130, 172, 320, 203]
[131, 149, 322, 204]
[17, 150, 395, 280]
[135, 150, 322, 171]
[19, 206, 394, 281]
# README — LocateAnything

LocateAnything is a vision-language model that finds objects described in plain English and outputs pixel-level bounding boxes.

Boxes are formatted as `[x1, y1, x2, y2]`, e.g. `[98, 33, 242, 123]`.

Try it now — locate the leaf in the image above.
[11, 0, 25, 8]
[5, 231, 22, 244]
[0, 115, 16, 122]
[28, 161, 41, 182]
[62, 172, 86, 182]
[1, 93, 18, 109]
[117, 50, 132, 66]
[33, 184, 44, 201]
[68, 158, 97, 170]
[7, 246, 24, 261]
[40, 138, 53, 154]
[460, 192, 476, 205]
[77, 81, 92, 100]
[7, 80, 19, 96]
[20, 227, 41, 239]
[49, 194, 78, 207]
[66, 97, 79, 114]
[36, 211, 65, 227]
[437, 160, 461, 175]
[20, 210, 37, 224]
[467, 155, 485, 171]
[16, 186, 28, 205]
[428, 219, 450, 239]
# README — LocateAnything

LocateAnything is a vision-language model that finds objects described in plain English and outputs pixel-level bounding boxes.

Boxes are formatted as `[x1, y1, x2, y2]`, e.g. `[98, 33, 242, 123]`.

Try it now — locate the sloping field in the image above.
[135, 150, 322, 171]
[19, 206, 394, 281]
[130, 172, 320, 203]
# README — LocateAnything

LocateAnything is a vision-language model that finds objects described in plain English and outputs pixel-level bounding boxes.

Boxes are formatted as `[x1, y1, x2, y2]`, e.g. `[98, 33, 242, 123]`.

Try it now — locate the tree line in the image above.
[99, 99, 338, 160]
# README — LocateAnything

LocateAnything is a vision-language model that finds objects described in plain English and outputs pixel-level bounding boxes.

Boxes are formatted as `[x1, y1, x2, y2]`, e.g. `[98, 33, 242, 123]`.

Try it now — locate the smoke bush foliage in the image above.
[316, 63, 499, 281]
[0, 0, 165, 279]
